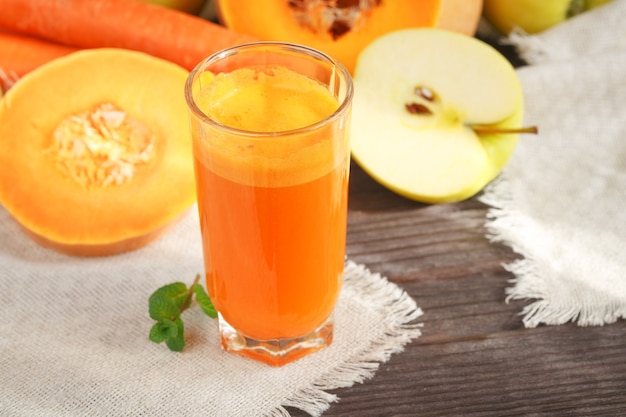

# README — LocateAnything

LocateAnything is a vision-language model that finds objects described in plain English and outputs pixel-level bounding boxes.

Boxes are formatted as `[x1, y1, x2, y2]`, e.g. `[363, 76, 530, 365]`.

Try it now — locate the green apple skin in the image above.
[350, 28, 524, 204]
[141, 0, 207, 14]
[483, 0, 613, 35]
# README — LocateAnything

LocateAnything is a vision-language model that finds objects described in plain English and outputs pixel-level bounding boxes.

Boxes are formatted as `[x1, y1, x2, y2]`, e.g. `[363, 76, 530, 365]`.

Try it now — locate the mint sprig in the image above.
[148, 274, 217, 352]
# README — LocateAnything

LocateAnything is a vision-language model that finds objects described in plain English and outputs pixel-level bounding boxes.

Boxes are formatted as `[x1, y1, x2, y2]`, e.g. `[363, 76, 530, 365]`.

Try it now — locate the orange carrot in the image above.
[0, 29, 78, 77]
[0, 0, 257, 71]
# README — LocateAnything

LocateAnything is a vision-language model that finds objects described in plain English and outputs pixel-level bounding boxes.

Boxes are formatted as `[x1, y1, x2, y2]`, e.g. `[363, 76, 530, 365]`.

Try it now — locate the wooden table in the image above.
[195, 14, 623, 413]
[289, 161, 626, 416]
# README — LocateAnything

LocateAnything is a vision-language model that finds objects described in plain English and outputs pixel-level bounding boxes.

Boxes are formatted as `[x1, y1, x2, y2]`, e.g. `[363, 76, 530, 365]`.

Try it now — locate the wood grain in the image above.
[289, 162, 626, 416]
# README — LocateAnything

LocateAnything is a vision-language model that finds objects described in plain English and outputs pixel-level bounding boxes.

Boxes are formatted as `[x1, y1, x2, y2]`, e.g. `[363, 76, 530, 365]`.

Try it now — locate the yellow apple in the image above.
[141, 0, 207, 15]
[350, 28, 532, 204]
[483, 0, 613, 35]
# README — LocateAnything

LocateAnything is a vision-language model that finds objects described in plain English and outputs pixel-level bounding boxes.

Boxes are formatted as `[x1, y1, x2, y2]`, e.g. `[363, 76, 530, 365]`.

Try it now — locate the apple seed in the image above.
[414, 85, 436, 102]
[405, 102, 432, 115]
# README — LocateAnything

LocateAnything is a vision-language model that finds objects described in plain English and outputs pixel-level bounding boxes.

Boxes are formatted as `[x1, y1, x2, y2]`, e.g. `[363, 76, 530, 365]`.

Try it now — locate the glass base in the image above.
[218, 314, 333, 366]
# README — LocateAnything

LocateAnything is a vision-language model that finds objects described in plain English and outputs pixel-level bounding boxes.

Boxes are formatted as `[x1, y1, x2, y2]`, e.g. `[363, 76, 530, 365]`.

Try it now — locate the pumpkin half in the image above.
[216, 0, 442, 73]
[0, 48, 196, 256]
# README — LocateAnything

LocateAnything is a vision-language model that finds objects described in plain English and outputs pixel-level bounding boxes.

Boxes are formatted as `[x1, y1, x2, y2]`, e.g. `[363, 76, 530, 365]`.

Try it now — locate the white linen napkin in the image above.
[479, 0, 626, 327]
[0, 206, 422, 417]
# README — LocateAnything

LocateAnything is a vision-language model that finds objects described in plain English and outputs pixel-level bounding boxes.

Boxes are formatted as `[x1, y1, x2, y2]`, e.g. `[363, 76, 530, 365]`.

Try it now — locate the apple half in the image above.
[350, 28, 525, 203]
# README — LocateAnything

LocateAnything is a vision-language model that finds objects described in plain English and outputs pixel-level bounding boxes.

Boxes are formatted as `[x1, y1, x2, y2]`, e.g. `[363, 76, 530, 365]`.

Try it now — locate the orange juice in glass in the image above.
[184, 43, 353, 366]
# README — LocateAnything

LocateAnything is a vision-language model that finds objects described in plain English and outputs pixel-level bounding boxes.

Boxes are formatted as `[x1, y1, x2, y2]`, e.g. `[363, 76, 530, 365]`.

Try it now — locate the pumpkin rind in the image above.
[216, 0, 442, 73]
[0, 48, 196, 256]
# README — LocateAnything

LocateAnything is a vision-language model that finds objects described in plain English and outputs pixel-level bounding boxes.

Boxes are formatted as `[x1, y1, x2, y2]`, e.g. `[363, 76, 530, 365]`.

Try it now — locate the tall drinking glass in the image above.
[185, 42, 353, 366]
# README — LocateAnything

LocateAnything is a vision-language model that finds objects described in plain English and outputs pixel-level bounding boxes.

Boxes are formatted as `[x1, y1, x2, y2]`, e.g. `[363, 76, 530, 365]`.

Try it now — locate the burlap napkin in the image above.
[479, 1, 626, 327]
[0, 206, 422, 416]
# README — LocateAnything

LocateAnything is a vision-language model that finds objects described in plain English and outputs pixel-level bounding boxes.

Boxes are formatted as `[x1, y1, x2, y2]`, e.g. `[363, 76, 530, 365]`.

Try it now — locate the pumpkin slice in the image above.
[216, 0, 442, 73]
[0, 48, 196, 256]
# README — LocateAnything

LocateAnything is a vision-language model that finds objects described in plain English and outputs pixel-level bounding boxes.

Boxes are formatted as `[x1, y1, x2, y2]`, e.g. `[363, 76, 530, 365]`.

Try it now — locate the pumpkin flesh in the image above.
[0, 48, 196, 256]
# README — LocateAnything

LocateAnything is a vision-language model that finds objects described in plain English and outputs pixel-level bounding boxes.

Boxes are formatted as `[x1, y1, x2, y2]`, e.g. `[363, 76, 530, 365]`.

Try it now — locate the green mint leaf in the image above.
[151, 282, 189, 309]
[193, 284, 218, 318]
[165, 319, 185, 352]
[149, 318, 179, 344]
[149, 293, 182, 321]
[163, 318, 179, 338]
[149, 323, 168, 344]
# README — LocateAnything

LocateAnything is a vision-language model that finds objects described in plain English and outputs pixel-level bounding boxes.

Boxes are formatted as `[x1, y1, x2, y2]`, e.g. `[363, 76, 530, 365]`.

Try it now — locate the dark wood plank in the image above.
[289, 162, 626, 416]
